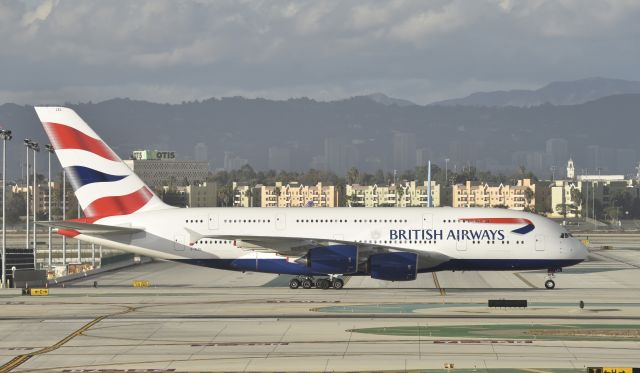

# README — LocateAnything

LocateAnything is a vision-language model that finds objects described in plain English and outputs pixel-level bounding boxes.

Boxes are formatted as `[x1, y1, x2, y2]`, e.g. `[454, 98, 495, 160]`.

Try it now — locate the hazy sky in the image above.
[2, 0, 640, 105]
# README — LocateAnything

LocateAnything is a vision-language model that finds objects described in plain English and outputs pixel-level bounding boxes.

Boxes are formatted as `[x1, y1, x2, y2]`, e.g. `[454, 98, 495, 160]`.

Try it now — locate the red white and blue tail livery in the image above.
[36, 107, 588, 290]
[36, 107, 169, 218]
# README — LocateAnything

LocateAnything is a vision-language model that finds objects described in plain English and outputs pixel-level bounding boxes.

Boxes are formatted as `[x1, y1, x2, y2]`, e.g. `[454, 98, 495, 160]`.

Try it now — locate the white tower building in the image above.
[567, 158, 575, 179]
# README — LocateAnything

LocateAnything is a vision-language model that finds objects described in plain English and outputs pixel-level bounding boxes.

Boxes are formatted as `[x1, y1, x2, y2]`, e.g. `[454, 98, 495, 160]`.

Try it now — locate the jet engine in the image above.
[369, 252, 418, 281]
[304, 245, 358, 274]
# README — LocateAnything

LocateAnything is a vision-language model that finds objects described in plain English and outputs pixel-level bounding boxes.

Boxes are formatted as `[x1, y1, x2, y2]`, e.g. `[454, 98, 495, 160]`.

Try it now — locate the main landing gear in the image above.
[544, 268, 561, 289]
[289, 275, 344, 290]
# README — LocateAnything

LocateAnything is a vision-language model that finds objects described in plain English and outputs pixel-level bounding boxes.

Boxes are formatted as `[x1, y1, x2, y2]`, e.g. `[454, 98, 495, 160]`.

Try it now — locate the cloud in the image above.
[1, 0, 640, 105]
[388, 2, 467, 45]
[348, 4, 391, 30]
[21, 0, 54, 27]
[131, 39, 223, 68]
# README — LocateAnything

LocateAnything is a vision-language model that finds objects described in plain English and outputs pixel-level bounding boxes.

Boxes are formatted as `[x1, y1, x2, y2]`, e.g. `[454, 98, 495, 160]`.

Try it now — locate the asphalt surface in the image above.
[1, 247, 640, 372]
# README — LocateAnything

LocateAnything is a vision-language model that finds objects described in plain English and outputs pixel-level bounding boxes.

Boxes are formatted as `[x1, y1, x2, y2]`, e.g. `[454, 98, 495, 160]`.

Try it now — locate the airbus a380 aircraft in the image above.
[35, 107, 588, 290]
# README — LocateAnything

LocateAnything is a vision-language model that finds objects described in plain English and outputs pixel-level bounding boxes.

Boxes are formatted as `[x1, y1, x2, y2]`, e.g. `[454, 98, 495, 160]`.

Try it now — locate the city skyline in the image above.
[3, 95, 640, 181]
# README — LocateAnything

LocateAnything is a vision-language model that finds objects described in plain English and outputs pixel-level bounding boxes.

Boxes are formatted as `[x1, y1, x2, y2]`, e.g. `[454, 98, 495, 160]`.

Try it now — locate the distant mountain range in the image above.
[360, 93, 416, 107]
[3, 91, 640, 180]
[431, 77, 640, 107]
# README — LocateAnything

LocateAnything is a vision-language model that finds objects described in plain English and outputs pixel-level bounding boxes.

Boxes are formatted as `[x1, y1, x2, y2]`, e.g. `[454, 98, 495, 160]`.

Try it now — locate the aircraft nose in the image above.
[575, 239, 589, 261]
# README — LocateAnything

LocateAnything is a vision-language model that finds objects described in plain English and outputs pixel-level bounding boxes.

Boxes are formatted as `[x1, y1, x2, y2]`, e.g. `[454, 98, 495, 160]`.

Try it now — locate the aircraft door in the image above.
[422, 214, 433, 230]
[535, 235, 545, 251]
[208, 214, 219, 230]
[275, 214, 286, 230]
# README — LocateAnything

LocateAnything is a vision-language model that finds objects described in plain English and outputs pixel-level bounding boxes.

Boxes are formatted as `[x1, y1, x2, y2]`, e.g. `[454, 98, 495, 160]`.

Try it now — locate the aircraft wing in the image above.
[37, 221, 144, 235]
[200, 234, 451, 269]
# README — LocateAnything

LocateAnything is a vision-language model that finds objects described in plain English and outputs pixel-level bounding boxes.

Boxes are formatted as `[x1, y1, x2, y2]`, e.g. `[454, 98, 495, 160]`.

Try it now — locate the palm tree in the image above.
[570, 187, 583, 217]
[347, 167, 360, 185]
[524, 187, 534, 209]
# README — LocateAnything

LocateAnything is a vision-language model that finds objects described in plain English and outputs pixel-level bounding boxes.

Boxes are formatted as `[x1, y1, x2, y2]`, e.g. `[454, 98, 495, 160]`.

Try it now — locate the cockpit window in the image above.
[560, 233, 573, 238]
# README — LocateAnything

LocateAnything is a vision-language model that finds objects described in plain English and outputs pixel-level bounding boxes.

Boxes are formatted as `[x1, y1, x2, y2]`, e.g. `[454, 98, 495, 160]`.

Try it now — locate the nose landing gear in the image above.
[544, 279, 555, 289]
[544, 268, 561, 289]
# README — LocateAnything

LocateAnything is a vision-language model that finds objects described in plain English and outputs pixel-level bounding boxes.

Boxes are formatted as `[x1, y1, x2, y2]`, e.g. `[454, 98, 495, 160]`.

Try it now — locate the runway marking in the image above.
[0, 306, 136, 373]
[432, 273, 446, 296]
[592, 251, 640, 269]
[514, 273, 538, 288]
[520, 368, 555, 373]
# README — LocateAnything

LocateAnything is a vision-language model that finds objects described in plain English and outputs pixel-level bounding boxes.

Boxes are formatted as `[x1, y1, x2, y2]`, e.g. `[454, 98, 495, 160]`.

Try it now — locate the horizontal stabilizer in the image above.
[37, 221, 144, 235]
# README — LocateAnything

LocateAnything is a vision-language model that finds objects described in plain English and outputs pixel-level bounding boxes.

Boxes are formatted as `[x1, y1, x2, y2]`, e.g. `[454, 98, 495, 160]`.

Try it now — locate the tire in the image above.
[544, 279, 555, 289]
[316, 279, 329, 289]
[332, 278, 344, 289]
[302, 279, 313, 289]
[289, 279, 300, 289]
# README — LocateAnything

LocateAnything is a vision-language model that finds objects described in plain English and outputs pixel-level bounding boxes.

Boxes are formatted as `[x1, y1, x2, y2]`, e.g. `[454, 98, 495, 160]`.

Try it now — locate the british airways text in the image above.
[389, 229, 505, 241]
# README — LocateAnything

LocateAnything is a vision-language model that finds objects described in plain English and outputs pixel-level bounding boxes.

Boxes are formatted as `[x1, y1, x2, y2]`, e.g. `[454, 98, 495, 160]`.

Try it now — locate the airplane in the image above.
[35, 106, 588, 290]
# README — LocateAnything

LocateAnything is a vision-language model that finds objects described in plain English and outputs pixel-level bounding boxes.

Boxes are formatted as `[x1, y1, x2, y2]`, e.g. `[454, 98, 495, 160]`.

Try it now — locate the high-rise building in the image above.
[392, 132, 416, 171]
[600, 147, 616, 173]
[585, 145, 616, 173]
[224, 151, 248, 171]
[310, 155, 327, 171]
[194, 143, 208, 162]
[546, 138, 568, 169]
[416, 148, 433, 168]
[616, 148, 637, 175]
[268, 147, 291, 171]
[323, 138, 359, 175]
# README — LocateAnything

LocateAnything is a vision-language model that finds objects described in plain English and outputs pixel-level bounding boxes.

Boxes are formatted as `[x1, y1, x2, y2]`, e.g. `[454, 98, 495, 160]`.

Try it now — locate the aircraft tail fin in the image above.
[34, 106, 172, 218]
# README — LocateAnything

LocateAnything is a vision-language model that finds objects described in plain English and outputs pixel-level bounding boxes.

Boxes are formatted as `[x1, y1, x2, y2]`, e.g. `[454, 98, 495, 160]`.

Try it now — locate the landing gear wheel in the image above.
[332, 278, 344, 289]
[544, 279, 555, 289]
[289, 279, 301, 289]
[317, 279, 331, 289]
[302, 279, 313, 289]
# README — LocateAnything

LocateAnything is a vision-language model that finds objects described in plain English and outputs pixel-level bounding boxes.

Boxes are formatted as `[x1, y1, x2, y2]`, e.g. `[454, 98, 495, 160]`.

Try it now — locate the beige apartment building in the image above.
[233, 181, 338, 207]
[13, 182, 62, 214]
[452, 179, 535, 210]
[232, 183, 252, 207]
[345, 181, 440, 207]
[549, 176, 634, 218]
[163, 182, 217, 207]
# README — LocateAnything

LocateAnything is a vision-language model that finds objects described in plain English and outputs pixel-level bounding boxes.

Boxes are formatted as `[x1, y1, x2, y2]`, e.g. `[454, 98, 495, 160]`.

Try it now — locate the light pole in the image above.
[1, 129, 12, 288]
[31, 142, 39, 269]
[62, 170, 66, 266]
[77, 202, 81, 262]
[444, 158, 450, 186]
[45, 144, 54, 269]
[23, 139, 31, 250]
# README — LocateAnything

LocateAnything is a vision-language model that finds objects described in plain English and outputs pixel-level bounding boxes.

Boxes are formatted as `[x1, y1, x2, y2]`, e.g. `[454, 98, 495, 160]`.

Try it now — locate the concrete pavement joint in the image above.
[514, 273, 538, 289]
[0, 305, 136, 372]
[432, 273, 446, 296]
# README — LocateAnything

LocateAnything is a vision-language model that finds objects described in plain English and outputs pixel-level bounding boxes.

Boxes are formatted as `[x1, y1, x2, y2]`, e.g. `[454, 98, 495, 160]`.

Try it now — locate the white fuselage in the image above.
[68, 207, 587, 274]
